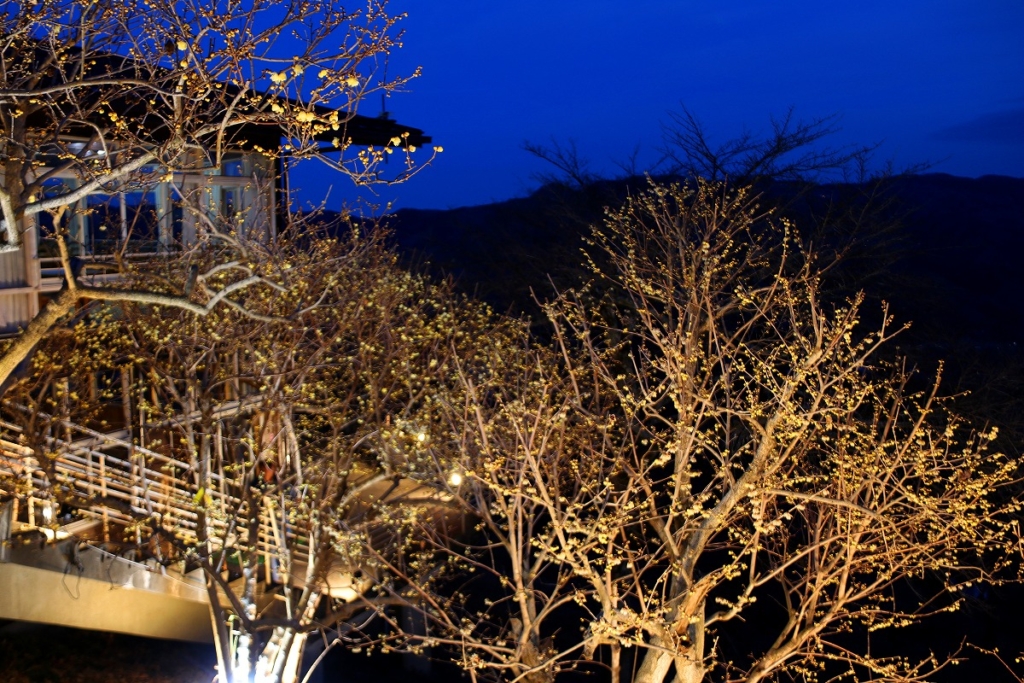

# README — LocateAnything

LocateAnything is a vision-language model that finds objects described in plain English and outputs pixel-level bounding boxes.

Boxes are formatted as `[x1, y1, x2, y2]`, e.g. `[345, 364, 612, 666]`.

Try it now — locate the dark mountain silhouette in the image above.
[374, 175, 1024, 441]
[385, 174, 1024, 341]
[380, 172, 1024, 446]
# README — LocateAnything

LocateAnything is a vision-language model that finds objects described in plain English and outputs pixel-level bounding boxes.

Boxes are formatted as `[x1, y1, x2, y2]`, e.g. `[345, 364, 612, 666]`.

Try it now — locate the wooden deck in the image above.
[0, 395, 452, 640]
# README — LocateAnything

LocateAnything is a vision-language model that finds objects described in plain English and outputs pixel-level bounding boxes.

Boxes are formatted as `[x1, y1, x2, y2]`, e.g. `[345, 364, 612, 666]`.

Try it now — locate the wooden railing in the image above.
[1, 393, 460, 606]
[0, 399, 305, 571]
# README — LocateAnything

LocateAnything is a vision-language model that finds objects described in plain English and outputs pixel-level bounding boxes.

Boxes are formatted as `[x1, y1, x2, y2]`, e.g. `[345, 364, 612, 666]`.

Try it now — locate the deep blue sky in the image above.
[292, 1, 1024, 211]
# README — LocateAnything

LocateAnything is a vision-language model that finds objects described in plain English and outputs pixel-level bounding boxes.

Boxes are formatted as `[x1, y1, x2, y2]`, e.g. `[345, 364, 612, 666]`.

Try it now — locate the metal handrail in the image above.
[0, 400, 310, 563]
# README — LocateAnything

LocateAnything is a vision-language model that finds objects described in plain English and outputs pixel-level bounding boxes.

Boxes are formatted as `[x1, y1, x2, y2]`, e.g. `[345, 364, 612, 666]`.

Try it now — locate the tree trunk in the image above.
[253, 591, 321, 683]
[0, 288, 77, 388]
[634, 636, 676, 683]
[279, 629, 311, 683]
[673, 654, 706, 683]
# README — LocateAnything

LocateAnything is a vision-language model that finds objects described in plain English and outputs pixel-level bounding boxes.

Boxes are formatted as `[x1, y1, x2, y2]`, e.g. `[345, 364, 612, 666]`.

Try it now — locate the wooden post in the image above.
[0, 499, 13, 562]
[122, 368, 138, 515]
[99, 448, 108, 542]
[163, 474, 173, 531]
[22, 213, 40, 321]
[25, 469, 34, 527]
[216, 421, 227, 519]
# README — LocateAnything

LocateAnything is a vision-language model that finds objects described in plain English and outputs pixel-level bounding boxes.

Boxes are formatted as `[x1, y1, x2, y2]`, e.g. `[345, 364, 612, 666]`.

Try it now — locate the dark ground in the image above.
[0, 620, 470, 682]
[0, 621, 215, 683]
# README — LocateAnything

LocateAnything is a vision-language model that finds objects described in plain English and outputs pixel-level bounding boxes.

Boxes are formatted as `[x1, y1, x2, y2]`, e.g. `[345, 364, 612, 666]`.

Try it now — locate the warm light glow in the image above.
[448, 471, 463, 487]
[254, 653, 274, 683]
[416, 431, 427, 443]
[233, 634, 252, 683]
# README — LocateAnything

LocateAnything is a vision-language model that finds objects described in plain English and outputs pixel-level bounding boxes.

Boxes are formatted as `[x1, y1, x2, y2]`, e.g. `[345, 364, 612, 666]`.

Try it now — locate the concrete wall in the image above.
[0, 541, 213, 643]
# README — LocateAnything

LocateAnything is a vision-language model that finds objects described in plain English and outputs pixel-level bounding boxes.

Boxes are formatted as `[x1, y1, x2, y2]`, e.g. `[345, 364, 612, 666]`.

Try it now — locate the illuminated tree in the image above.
[381, 181, 1022, 683]
[0, 220, 505, 682]
[0, 0, 433, 385]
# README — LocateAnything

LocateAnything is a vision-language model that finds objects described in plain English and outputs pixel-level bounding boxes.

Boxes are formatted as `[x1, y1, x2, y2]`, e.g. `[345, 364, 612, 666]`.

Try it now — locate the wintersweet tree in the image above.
[382, 181, 1022, 683]
[0, 0, 433, 385]
[122, 230, 459, 683]
[551, 180, 1024, 683]
[1, 222, 503, 683]
[348, 318, 598, 683]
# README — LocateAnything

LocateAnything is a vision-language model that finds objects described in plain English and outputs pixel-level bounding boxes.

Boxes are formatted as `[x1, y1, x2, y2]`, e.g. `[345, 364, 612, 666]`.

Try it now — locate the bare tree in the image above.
[0, 0, 434, 385]
[519, 110, 901, 327]
[523, 138, 600, 191]
[658, 107, 877, 185]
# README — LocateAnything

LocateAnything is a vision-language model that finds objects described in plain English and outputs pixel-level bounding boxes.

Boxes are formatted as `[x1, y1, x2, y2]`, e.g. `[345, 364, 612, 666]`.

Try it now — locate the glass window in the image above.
[84, 190, 160, 254]
[171, 198, 184, 245]
[220, 186, 243, 222]
[221, 153, 247, 177]
[37, 178, 77, 257]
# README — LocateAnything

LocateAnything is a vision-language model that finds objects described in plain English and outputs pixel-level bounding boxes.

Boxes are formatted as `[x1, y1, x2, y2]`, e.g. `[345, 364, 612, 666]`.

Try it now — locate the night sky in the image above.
[292, 1, 1024, 212]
